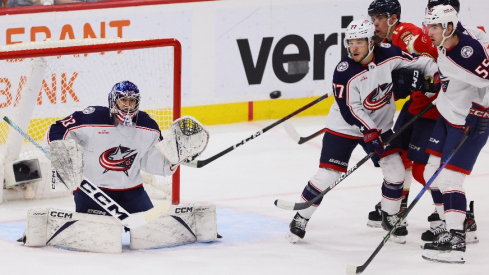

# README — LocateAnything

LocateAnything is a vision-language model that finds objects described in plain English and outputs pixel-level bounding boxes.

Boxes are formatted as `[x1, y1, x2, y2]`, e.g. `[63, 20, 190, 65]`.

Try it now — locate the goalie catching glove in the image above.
[49, 139, 84, 189]
[156, 116, 209, 166]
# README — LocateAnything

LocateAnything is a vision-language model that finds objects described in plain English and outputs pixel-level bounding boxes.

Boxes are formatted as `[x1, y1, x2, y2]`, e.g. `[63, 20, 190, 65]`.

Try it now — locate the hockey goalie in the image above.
[21, 81, 216, 253]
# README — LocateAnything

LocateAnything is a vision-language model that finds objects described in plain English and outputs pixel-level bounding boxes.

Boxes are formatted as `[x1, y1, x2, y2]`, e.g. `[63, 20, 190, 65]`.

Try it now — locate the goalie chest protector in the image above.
[48, 106, 168, 190]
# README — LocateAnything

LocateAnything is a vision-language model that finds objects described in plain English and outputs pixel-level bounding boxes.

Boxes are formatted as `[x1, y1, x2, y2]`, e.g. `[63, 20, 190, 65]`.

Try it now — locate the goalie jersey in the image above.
[47, 106, 173, 190]
[326, 44, 438, 137]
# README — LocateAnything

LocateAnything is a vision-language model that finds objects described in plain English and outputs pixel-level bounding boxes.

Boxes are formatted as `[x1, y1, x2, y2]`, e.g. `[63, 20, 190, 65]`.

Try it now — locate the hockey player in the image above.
[47, 80, 177, 215]
[421, 5, 489, 264]
[287, 19, 439, 244]
[426, 0, 489, 48]
[367, 0, 440, 235]
[420, 0, 486, 245]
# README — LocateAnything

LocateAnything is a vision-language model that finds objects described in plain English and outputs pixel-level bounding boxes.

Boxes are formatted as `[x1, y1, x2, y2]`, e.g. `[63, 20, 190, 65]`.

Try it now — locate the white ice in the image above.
[1, 115, 488, 275]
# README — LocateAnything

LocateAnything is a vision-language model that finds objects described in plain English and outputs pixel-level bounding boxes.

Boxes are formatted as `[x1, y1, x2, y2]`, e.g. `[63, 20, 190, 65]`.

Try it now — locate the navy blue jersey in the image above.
[325, 44, 438, 137]
[435, 29, 489, 125]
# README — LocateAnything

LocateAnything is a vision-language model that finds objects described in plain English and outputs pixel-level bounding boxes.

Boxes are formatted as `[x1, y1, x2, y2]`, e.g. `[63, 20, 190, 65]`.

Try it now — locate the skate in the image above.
[398, 202, 408, 227]
[427, 208, 443, 228]
[422, 229, 466, 264]
[287, 212, 309, 244]
[381, 211, 408, 244]
[367, 201, 382, 228]
[465, 201, 479, 244]
[421, 220, 447, 243]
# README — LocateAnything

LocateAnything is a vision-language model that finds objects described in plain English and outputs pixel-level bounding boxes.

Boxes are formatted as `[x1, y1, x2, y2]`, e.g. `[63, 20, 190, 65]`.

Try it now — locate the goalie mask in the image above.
[109, 81, 141, 126]
[344, 20, 375, 61]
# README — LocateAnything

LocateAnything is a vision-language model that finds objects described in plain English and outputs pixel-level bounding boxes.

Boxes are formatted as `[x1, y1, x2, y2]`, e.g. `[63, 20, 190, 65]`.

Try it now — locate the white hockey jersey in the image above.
[326, 43, 438, 137]
[48, 106, 174, 190]
[435, 29, 489, 126]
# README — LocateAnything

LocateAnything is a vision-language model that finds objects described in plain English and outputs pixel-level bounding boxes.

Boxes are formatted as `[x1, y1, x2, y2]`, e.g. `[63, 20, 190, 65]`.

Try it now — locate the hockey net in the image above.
[0, 38, 181, 204]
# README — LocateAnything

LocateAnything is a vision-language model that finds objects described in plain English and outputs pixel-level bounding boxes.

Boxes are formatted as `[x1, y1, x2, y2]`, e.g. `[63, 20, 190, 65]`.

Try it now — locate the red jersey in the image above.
[384, 22, 439, 120]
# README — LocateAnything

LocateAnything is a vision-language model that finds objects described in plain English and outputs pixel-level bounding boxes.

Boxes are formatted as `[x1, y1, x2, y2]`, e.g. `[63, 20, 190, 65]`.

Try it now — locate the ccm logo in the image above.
[175, 207, 193, 213]
[80, 180, 129, 221]
[429, 138, 440, 144]
[50, 211, 73, 219]
[470, 109, 489, 118]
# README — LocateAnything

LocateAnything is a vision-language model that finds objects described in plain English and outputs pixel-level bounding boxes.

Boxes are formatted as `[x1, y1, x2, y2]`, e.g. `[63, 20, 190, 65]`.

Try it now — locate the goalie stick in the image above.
[184, 94, 329, 168]
[274, 102, 435, 211]
[346, 130, 469, 275]
[283, 121, 326, 144]
[3, 116, 171, 229]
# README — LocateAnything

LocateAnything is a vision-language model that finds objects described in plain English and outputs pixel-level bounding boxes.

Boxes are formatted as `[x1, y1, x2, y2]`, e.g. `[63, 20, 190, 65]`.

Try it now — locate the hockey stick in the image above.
[3, 116, 171, 229]
[274, 102, 434, 211]
[184, 94, 329, 168]
[283, 121, 326, 144]
[346, 130, 469, 275]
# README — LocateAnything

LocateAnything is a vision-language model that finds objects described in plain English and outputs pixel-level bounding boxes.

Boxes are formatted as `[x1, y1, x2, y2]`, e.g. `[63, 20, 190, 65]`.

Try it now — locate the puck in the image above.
[270, 90, 281, 99]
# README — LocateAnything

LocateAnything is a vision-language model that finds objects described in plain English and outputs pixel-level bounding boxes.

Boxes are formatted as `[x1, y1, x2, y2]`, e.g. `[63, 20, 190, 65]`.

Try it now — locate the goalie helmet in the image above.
[108, 80, 141, 126]
[427, 0, 460, 13]
[344, 19, 375, 60]
[368, 0, 401, 20]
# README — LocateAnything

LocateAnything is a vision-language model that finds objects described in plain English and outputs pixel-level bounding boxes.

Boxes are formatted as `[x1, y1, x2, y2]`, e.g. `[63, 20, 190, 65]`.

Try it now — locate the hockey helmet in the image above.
[368, 0, 401, 20]
[344, 19, 375, 59]
[427, 0, 460, 13]
[425, 4, 458, 30]
[108, 80, 141, 126]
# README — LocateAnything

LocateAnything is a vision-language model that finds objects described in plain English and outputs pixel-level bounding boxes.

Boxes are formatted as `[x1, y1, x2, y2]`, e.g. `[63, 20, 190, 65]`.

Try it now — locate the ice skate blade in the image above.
[466, 232, 479, 244]
[286, 232, 301, 244]
[422, 250, 465, 264]
[367, 220, 382, 228]
[388, 235, 406, 244]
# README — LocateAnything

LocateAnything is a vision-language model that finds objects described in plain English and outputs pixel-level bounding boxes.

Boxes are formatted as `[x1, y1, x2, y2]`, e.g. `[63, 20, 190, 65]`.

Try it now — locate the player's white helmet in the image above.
[344, 19, 375, 60]
[425, 4, 458, 29]
[425, 4, 458, 47]
[108, 80, 141, 126]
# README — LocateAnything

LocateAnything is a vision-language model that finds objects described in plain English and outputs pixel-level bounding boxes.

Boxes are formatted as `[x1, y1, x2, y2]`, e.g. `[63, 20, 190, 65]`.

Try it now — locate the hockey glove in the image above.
[363, 129, 385, 156]
[465, 102, 489, 137]
[391, 68, 424, 99]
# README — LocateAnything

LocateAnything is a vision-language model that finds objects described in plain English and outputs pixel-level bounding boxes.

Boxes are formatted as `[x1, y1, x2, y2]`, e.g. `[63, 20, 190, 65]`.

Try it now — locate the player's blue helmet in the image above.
[427, 0, 460, 13]
[368, 0, 401, 20]
[108, 80, 141, 126]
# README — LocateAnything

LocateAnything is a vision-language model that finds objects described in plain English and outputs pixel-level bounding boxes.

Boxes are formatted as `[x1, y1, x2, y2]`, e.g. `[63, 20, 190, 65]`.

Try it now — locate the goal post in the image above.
[0, 38, 181, 205]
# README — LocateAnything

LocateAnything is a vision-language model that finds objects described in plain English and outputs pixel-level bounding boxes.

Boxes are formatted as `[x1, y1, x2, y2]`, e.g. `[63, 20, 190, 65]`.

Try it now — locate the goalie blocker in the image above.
[22, 203, 218, 253]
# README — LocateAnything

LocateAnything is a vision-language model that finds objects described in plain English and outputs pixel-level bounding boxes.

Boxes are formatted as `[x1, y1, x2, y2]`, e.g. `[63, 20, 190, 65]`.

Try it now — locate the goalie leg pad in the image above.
[24, 208, 49, 247]
[47, 209, 122, 253]
[24, 208, 123, 253]
[130, 203, 217, 249]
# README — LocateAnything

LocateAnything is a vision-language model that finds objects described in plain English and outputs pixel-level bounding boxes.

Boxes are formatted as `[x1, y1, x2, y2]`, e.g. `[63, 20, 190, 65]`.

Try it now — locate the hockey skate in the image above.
[381, 211, 408, 244]
[465, 201, 479, 244]
[427, 208, 443, 228]
[422, 229, 466, 264]
[367, 202, 382, 228]
[421, 220, 447, 243]
[287, 212, 309, 244]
